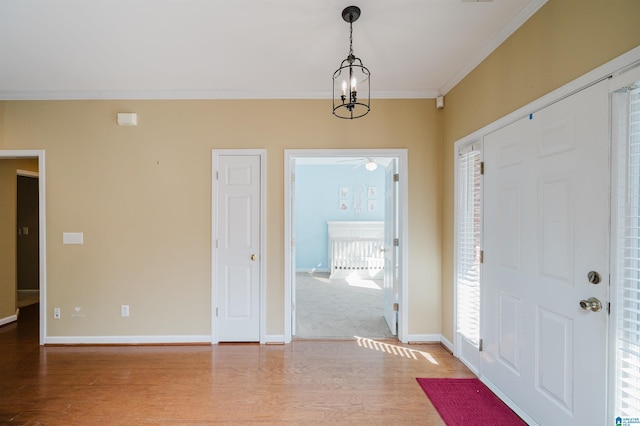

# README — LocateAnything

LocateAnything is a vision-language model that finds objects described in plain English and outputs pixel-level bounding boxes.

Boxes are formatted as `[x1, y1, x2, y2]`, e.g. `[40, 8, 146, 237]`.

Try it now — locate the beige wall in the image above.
[1, 99, 442, 338]
[441, 0, 640, 341]
[0, 160, 17, 319]
[0, 102, 4, 149]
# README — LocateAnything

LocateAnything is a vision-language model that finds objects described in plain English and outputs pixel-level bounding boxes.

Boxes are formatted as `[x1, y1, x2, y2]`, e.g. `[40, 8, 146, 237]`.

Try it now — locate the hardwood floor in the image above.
[0, 304, 476, 424]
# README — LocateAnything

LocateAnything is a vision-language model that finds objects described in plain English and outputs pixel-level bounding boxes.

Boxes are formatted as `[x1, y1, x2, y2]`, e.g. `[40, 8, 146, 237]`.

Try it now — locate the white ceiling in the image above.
[0, 0, 546, 101]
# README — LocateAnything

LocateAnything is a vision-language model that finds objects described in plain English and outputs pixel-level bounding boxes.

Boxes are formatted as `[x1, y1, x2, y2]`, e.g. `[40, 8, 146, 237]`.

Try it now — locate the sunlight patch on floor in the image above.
[345, 276, 382, 290]
[355, 336, 439, 364]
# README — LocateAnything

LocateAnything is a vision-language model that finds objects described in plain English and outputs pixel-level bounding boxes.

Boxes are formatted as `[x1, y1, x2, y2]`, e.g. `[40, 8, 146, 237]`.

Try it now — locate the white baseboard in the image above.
[406, 333, 442, 343]
[295, 268, 330, 274]
[44, 334, 212, 345]
[264, 334, 285, 344]
[0, 310, 19, 327]
[440, 335, 454, 352]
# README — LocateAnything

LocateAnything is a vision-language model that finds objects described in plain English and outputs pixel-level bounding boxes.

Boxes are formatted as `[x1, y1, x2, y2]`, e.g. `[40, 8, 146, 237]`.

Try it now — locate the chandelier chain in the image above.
[349, 21, 354, 59]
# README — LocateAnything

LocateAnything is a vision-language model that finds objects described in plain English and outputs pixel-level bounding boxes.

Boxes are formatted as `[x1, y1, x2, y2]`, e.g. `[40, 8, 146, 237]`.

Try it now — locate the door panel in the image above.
[215, 155, 261, 342]
[483, 80, 609, 425]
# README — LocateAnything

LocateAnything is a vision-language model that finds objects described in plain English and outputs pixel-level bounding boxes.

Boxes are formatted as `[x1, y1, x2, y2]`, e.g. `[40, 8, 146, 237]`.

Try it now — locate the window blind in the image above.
[456, 142, 482, 347]
[616, 86, 640, 417]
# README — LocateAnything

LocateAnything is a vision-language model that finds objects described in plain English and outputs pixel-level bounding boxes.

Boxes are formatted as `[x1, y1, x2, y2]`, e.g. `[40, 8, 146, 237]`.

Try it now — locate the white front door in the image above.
[213, 153, 262, 342]
[482, 80, 609, 425]
[383, 159, 398, 335]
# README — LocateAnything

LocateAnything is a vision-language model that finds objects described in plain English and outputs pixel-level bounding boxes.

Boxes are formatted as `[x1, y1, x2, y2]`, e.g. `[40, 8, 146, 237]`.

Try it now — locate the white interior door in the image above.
[482, 80, 609, 425]
[383, 159, 398, 335]
[213, 154, 261, 342]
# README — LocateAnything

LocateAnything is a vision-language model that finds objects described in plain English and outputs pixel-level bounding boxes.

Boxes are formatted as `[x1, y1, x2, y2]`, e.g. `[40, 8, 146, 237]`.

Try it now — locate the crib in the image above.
[327, 221, 385, 279]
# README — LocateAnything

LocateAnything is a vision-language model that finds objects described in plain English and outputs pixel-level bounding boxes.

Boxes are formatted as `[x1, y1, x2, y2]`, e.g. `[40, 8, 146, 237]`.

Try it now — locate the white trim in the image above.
[455, 45, 640, 148]
[284, 149, 409, 343]
[264, 335, 285, 344]
[296, 268, 330, 274]
[211, 149, 267, 344]
[609, 60, 640, 91]
[16, 169, 39, 178]
[405, 334, 442, 343]
[439, 0, 548, 95]
[0, 89, 439, 101]
[44, 335, 212, 345]
[0, 310, 19, 327]
[440, 335, 454, 353]
[0, 150, 46, 345]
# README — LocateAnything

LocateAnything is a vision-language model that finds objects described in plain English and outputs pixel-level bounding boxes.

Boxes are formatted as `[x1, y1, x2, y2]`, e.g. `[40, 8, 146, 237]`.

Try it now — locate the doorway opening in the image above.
[0, 150, 46, 345]
[16, 170, 40, 310]
[284, 149, 408, 343]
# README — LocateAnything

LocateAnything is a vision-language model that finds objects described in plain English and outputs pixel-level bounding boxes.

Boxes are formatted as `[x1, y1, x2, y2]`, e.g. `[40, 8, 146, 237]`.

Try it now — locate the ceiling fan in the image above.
[337, 157, 379, 171]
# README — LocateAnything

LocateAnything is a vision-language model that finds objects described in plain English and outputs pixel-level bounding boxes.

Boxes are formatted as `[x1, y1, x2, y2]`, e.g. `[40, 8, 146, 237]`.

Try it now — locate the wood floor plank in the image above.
[0, 304, 475, 424]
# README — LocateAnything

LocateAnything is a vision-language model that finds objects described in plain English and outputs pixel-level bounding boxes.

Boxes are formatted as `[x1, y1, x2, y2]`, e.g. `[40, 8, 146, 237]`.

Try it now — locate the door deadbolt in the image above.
[579, 297, 602, 312]
[587, 271, 601, 285]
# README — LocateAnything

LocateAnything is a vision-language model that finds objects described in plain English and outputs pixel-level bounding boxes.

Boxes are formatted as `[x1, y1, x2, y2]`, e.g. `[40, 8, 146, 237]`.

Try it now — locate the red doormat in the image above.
[416, 378, 527, 426]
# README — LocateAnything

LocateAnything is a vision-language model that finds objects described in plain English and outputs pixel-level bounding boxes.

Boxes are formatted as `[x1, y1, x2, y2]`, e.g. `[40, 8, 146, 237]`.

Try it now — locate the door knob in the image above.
[251, 254, 257, 261]
[579, 297, 602, 312]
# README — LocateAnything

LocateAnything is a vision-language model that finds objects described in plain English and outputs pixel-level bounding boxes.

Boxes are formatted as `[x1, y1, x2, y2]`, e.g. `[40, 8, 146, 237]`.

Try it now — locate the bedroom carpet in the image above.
[294, 272, 394, 339]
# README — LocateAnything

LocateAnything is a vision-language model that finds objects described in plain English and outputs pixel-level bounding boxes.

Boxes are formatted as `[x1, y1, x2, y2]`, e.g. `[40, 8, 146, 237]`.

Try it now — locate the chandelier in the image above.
[332, 6, 370, 119]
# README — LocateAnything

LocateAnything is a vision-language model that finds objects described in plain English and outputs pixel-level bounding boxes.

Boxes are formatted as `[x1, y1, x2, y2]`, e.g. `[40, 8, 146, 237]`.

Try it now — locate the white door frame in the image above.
[0, 150, 46, 345]
[211, 149, 267, 344]
[283, 148, 409, 343]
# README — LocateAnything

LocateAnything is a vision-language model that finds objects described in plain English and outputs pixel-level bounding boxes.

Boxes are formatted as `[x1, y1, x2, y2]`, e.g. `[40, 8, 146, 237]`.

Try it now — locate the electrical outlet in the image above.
[121, 305, 129, 317]
[54, 308, 61, 320]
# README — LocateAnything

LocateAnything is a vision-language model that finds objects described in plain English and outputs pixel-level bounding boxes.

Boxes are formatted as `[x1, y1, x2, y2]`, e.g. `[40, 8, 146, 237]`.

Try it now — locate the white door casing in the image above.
[482, 81, 609, 425]
[212, 151, 265, 343]
[283, 149, 408, 343]
[383, 159, 398, 335]
[290, 160, 297, 336]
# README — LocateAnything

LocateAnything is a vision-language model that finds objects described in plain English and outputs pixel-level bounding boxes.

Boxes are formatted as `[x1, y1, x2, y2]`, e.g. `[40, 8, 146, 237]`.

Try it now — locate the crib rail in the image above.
[328, 221, 384, 279]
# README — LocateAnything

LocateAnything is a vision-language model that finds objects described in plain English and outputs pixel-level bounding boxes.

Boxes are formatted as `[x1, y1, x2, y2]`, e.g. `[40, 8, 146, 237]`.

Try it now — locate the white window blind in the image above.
[456, 142, 482, 347]
[616, 86, 640, 417]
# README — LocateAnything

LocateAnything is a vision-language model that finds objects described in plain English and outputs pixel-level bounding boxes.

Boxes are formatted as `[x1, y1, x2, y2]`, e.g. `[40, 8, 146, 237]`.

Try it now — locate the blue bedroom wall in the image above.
[295, 163, 385, 272]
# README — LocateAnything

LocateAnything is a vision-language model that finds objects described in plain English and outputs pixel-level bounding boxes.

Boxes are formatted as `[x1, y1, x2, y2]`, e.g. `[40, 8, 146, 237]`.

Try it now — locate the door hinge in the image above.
[393, 303, 399, 312]
[608, 302, 611, 315]
[393, 173, 400, 182]
[393, 238, 399, 247]
[216, 171, 219, 180]
[215, 239, 218, 249]
[291, 173, 295, 183]
[216, 307, 219, 317]
[480, 161, 485, 175]
[479, 339, 483, 352]
[480, 250, 484, 263]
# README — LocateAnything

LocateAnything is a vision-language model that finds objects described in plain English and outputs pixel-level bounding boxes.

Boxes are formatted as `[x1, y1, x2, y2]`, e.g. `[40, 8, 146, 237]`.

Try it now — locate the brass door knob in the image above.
[579, 297, 602, 312]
